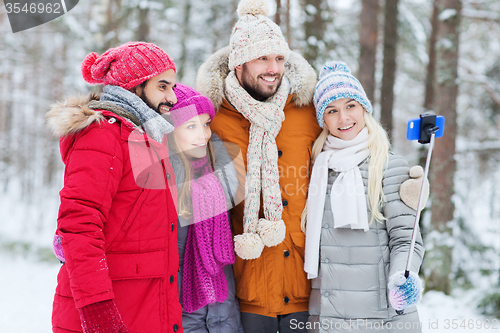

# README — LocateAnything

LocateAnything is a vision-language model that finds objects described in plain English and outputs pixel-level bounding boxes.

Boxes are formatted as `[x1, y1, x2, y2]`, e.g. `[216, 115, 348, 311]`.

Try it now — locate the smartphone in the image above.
[406, 114, 445, 143]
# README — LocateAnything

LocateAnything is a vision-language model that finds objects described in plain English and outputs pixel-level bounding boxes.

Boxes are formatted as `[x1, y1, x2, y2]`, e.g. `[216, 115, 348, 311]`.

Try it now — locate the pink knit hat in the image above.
[81, 42, 176, 90]
[170, 84, 215, 128]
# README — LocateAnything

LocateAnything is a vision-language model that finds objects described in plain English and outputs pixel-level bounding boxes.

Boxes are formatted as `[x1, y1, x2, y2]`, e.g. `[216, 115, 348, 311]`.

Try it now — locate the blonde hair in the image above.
[300, 111, 390, 232]
[169, 132, 216, 219]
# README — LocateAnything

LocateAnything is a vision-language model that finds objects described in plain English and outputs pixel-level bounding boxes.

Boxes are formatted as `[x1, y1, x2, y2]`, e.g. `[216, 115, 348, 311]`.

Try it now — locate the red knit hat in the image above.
[170, 84, 215, 128]
[81, 42, 176, 90]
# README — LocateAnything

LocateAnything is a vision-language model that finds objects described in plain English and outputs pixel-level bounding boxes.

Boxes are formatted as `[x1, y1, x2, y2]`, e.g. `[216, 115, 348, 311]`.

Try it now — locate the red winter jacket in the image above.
[47, 95, 183, 333]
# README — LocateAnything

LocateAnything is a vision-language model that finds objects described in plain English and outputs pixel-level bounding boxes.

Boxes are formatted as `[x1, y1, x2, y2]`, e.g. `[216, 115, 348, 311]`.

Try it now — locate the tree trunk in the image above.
[418, 0, 440, 195]
[275, 0, 281, 27]
[0, 69, 13, 193]
[230, 0, 239, 29]
[285, 0, 291, 48]
[424, 0, 440, 112]
[177, 0, 192, 82]
[102, 0, 123, 52]
[136, 7, 150, 42]
[358, 0, 380, 104]
[302, 0, 327, 67]
[426, 0, 462, 296]
[380, 0, 400, 142]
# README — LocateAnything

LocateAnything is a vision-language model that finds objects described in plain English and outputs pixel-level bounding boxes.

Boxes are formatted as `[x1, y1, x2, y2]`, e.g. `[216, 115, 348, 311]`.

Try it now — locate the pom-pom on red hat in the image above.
[81, 42, 176, 90]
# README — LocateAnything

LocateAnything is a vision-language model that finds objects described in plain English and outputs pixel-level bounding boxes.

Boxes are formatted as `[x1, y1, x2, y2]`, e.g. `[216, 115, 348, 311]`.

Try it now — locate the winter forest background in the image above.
[1, 0, 500, 331]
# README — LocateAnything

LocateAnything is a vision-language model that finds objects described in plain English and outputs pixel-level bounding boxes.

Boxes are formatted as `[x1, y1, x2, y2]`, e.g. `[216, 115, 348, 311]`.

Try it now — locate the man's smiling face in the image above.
[134, 69, 177, 115]
[235, 54, 285, 102]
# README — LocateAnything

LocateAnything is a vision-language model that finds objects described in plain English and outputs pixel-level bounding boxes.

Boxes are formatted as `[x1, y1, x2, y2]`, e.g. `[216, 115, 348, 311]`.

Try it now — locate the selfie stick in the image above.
[396, 125, 439, 315]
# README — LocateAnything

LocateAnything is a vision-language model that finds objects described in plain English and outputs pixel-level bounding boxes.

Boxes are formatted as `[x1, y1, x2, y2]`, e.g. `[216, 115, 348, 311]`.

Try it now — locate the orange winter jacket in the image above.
[210, 95, 321, 316]
[197, 46, 322, 317]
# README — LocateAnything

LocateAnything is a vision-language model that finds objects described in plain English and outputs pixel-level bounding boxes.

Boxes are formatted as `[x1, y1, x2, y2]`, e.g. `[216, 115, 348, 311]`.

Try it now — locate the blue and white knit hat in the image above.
[313, 61, 373, 128]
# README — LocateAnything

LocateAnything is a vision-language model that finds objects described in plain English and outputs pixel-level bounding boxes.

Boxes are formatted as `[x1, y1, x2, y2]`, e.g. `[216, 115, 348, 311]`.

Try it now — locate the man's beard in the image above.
[140, 91, 173, 115]
[240, 67, 283, 102]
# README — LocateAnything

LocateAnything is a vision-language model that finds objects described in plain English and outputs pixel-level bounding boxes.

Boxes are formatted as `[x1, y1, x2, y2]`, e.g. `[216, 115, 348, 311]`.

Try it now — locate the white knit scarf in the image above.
[304, 127, 370, 279]
[225, 71, 290, 259]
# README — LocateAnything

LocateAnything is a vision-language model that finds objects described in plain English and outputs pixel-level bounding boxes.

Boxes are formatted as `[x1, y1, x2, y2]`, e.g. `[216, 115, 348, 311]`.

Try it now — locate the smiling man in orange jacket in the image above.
[196, 0, 321, 331]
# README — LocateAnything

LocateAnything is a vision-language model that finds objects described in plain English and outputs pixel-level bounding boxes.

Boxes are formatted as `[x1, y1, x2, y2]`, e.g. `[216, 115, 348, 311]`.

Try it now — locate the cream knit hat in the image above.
[228, 0, 290, 71]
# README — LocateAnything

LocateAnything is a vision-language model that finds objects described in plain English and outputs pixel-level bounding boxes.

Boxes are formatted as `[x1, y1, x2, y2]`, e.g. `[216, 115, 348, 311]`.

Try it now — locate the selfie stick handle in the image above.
[396, 129, 437, 316]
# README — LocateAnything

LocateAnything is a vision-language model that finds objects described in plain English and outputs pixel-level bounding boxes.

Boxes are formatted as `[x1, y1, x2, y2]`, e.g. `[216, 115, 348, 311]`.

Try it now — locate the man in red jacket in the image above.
[47, 42, 183, 333]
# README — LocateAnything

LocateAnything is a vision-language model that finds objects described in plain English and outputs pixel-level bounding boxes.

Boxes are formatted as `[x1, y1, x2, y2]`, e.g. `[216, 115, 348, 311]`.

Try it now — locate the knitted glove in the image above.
[388, 271, 423, 311]
[78, 300, 130, 333]
[399, 165, 430, 211]
[52, 234, 65, 263]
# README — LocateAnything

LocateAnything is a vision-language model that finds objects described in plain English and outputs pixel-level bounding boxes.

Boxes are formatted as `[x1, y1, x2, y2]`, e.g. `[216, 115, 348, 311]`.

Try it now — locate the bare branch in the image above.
[462, 8, 500, 22]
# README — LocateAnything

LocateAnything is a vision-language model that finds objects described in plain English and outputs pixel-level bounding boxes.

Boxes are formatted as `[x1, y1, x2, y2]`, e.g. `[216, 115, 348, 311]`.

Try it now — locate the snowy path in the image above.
[0, 253, 497, 332]
[0, 253, 59, 333]
[418, 290, 499, 332]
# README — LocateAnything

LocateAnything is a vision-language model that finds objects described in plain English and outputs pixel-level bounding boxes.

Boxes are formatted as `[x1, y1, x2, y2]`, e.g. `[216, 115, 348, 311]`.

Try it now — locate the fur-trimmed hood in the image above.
[195, 46, 318, 110]
[46, 93, 141, 138]
[46, 94, 105, 138]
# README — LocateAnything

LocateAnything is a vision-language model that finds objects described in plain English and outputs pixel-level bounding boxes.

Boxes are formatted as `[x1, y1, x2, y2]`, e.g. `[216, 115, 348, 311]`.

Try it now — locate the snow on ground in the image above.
[419, 290, 499, 332]
[0, 252, 498, 333]
[0, 252, 59, 333]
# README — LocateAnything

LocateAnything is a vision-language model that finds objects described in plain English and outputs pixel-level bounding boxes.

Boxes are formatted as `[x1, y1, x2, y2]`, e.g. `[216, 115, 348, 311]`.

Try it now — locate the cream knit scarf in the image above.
[225, 71, 290, 259]
[304, 128, 370, 279]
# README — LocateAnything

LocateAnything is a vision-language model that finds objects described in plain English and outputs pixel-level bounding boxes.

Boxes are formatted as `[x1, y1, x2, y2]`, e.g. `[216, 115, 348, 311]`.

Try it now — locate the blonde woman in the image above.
[303, 61, 424, 333]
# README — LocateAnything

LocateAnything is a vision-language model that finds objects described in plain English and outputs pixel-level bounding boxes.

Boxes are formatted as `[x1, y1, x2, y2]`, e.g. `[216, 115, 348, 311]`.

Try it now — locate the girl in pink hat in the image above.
[168, 84, 244, 333]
